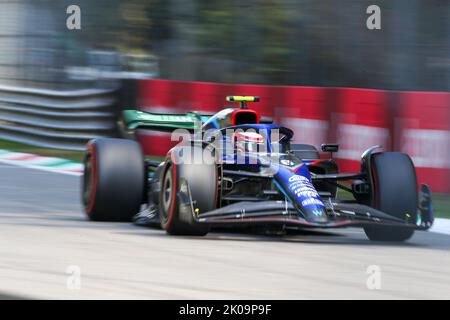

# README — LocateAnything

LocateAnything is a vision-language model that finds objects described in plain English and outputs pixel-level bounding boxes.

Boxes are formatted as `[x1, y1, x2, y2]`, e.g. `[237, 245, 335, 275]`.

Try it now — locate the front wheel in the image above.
[363, 152, 417, 242]
[159, 146, 217, 236]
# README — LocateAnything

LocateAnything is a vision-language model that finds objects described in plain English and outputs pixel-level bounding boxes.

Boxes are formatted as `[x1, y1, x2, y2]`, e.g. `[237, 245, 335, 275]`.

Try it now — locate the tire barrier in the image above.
[0, 85, 118, 151]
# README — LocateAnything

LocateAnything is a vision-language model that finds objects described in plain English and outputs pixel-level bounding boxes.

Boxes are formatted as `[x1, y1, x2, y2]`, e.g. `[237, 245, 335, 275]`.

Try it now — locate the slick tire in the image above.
[363, 152, 417, 242]
[83, 138, 145, 222]
[159, 146, 217, 236]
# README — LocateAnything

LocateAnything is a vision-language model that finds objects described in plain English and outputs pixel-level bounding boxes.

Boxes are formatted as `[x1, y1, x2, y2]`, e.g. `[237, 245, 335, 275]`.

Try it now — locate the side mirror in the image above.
[321, 143, 339, 153]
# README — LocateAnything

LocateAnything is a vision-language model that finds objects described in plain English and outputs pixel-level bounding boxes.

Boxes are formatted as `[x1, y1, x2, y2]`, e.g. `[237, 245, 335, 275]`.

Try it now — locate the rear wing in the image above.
[122, 109, 206, 132]
[122, 109, 273, 133]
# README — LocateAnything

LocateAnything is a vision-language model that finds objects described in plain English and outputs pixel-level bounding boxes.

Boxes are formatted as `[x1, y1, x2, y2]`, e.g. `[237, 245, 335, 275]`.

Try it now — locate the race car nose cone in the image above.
[303, 207, 329, 224]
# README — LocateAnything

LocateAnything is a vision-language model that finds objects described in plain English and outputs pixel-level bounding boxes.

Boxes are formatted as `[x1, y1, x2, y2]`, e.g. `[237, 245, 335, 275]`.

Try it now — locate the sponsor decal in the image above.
[297, 190, 320, 198]
[301, 198, 325, 207]
[286, 173, 324, 208]
[289, 178, 318, 195]
[312, 209, 324, 217]
[289, 175, 309, 183]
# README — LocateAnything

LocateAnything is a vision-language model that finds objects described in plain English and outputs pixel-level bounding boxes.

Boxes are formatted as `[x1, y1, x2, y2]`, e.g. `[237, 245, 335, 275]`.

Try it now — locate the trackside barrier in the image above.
[280, 86, 331, 149]
[333, 88, 392, 173]
[396, 91, 450, 193]
[3, 80, 447, 192]
[0, 85, 118, 151]
[133, 79, 449, 193]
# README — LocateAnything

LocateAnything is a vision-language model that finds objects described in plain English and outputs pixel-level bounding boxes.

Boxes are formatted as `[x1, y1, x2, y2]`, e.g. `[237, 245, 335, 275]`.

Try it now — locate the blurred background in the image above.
[0, 0, 448, 91]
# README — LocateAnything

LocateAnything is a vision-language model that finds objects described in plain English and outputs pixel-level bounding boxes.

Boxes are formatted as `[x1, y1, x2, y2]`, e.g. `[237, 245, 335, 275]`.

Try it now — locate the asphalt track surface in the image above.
[0, 163, 449, 300]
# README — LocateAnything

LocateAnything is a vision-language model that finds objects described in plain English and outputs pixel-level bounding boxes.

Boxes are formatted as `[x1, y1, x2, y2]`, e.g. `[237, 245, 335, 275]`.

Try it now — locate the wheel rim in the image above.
[162, 165, 173, 217]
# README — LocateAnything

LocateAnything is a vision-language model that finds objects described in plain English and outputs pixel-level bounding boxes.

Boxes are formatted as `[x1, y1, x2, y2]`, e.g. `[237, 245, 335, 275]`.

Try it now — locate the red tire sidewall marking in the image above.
[86, 142, 98, 216]
[162, 152, 219, 230]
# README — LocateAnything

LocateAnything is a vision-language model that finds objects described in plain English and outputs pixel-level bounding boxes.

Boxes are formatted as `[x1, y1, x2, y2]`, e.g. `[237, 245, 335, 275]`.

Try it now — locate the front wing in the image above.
[177, 182, 429, 231]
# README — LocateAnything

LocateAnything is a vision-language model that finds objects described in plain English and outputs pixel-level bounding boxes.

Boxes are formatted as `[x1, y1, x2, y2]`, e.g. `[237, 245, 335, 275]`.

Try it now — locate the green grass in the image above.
[337, 188, 450, 219]
[0, 139, 85, 162]
[433, 194, 450, 219]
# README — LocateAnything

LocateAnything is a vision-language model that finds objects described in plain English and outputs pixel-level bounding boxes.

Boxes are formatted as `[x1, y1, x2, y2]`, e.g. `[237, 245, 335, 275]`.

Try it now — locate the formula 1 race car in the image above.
[82, 96, 434, 241]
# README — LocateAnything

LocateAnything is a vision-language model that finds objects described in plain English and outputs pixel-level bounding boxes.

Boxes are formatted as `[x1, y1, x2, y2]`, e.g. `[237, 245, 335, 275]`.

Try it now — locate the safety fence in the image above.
[127, 79, 450, 193]
[0, 85, 118, 151]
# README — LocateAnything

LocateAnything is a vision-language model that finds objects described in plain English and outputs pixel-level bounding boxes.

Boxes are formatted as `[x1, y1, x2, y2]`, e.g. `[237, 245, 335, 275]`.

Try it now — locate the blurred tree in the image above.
[255, 0, 292, 83]
[193, 0, 293, 83]
[21, 0, 450, 90]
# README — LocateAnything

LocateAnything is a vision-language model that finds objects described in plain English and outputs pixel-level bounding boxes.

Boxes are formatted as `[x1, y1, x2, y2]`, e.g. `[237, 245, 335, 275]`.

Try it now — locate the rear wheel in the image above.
[83, 138, 145, 221]
[159, 146, 217, 236]
[363, 152, 417, 242]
